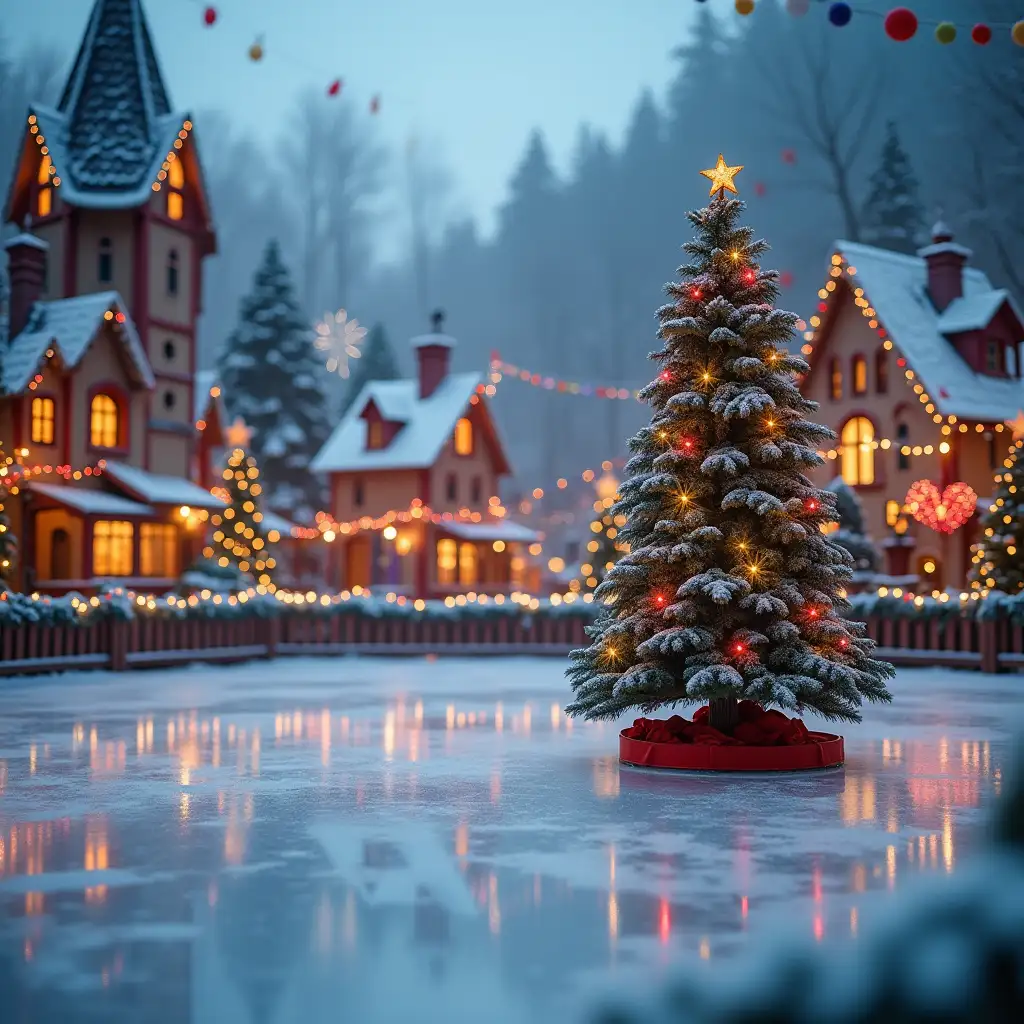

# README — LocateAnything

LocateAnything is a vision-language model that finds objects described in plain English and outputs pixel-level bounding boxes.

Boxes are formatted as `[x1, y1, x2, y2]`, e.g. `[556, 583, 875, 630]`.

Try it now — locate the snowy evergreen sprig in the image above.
[566, 195, 894, 725]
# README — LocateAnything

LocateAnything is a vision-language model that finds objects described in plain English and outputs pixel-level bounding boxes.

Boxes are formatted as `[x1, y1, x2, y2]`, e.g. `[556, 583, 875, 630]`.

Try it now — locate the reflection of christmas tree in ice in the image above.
[315, 308, 367, 377]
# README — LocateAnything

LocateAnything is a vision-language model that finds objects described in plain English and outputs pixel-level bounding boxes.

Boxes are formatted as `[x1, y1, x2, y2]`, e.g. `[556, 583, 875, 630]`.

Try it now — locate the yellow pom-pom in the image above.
[736, 0, 755, 13]
[248, 41, 264, 61]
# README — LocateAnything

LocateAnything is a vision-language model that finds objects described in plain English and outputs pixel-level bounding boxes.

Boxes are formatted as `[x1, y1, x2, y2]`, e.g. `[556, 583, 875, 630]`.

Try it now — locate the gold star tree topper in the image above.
[1007, 410, 1024, 441]
[225, 416, 251, 450]
[700, 154, 744, 198]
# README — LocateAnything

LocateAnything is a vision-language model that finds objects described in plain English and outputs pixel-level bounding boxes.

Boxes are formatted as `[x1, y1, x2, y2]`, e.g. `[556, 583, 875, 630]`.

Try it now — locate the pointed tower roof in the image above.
[55, 0, 172, 190]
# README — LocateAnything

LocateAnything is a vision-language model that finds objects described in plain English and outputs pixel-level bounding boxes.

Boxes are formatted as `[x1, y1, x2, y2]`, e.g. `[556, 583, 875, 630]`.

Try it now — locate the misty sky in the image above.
[8, 0, 697, 239]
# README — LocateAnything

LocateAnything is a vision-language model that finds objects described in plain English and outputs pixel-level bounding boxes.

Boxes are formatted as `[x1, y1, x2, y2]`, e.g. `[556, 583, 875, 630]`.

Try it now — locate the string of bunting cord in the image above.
[736, 2, 1024, 48]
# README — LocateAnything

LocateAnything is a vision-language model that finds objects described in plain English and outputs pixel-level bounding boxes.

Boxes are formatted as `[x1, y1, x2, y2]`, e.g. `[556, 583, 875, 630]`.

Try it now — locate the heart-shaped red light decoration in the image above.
[904, 480, 977, 534]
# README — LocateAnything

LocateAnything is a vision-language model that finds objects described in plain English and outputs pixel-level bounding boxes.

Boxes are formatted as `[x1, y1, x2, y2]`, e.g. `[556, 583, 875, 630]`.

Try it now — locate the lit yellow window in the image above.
[458, 542, 478, 585]
[168, 159, 184, 189]
[367, 420, 384, 450]
[885, 500, 902, 527]
[140, 523, 177, 576]
[454, 417, 473, 456]
[167, 157, 184, 220]
[852, 355, 867, 395]
[31, 396, 55, 444]
[92, 520, 133, 576]
[436, 539, 457, 584]
[37, 186, 51, 217]
[90, 393, 120, 448]
[830, 359, 842, 401]
[840, 416, 875, 486]
[167, 191, 183, 221]
[37, 153, 51, 184]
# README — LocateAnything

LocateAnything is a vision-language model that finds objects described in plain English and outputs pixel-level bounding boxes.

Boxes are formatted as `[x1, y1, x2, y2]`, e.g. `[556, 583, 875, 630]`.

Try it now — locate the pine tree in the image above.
[861, 121, 926, 255]
[205, 447, 277, 590]
[826, 477, 879, 574]
[566, 182, 894, 731]
[576, 508, 627, 594]
[970, 439, 1024, 594]
[218, 240, 331, 522]
[340, 323, 400, 416]
[0, 442, 16, 583]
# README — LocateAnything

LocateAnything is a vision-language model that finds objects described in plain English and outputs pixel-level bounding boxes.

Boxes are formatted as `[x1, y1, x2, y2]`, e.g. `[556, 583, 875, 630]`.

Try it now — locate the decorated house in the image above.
[312, 314, 541, 596]
[0, 0, 223, 594]
[800, 223, 1024, 591]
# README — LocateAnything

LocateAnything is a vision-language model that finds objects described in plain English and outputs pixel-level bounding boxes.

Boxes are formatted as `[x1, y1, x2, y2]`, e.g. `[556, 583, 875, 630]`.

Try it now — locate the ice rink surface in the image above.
[0, 656, 1018, 1023]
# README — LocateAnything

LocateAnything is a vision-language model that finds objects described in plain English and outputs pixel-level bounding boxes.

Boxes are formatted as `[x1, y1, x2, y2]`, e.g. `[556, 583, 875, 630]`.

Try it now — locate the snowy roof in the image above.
[440, 520, 541, 543]
[834, 241, 1024, 422]
[4, 233, 49, 252]
[104, 461, 226, 509]
[29, 482, 154, 516]
[936, 290, 1020, 334]
[43, 0, 178, 199]
[312, 372, 483, 472]
[2, 291, 154, 394]
[410, 331, 457, 350]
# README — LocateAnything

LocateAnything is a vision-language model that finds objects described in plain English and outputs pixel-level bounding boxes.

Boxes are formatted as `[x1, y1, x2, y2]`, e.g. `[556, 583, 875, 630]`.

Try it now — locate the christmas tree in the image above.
[861, 121, 925, 255]
[826, 477, 879, 574]
[0, 442, 16, 583]
[340, 322, 400, 415]
[970, 438, 1024, 594]
[574, 472, 627, 594]
[205, 446, 277, 590]
[218, 240, 331, 522]
[566, 159, 894, 731]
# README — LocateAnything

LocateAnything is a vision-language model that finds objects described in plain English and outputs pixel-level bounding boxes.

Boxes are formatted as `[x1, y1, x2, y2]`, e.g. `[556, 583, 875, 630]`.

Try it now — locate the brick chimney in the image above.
[917, 220, 971, 313]
[4, 231, 49, 340]
[411, 309, 455, 400]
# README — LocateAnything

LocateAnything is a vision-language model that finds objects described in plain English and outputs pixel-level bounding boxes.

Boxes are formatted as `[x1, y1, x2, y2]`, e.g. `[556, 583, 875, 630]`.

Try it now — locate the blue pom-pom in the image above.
[828, 1, 852, 25]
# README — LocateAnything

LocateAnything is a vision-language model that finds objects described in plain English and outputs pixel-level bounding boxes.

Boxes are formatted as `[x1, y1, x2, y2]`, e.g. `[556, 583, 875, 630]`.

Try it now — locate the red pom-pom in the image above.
[883, 8, 917, 42]
[327, 78, 343, 97]
[971, 23, 992, 45]
[203, 6, 217, 26]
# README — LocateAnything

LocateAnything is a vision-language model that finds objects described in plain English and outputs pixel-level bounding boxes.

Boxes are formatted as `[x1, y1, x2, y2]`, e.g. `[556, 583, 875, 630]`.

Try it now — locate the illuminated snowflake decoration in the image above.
[315, 308, 367, 377]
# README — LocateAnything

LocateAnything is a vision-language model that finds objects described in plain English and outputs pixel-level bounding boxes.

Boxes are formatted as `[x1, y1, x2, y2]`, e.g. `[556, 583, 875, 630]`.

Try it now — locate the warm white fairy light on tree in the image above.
[566, 158, 893, 732]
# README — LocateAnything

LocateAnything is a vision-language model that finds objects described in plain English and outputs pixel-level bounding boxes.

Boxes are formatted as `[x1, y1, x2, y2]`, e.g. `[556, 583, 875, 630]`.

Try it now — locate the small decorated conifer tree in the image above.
[566, 158, 894, 732]
[970, 437, 1024, 594]
[206, 447, 277, 590]
[826, 477, 879, 574]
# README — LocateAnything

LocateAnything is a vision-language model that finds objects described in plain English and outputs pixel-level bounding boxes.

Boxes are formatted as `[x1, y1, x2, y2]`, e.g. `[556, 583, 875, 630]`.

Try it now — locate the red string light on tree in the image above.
[904, 480, 978, 535]
[883, 8, 918, 42]
[203, 6, 217, 26]
[327, 78, 342, 97]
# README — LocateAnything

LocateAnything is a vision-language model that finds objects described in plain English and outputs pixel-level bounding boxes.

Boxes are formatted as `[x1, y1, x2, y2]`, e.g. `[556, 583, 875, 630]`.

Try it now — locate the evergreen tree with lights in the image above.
[566, 158, 894, 731]
[577, 509, 627, 593]
[218, 240, 330, 522]
[970, 438, 1024, 594]
[206, 446, 277, 590]
[861, 121, 925, 256]
[340, 323, 400, 416]
[826, 477, 879, 574]
[0, 442, 16, 584]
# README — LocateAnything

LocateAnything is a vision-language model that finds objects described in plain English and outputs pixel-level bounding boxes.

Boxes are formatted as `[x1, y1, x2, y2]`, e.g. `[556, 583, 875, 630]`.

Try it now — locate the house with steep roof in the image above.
[0, 0, 221, 594]
[312, 313, 540, 596]
[800, 222, 1024, 591]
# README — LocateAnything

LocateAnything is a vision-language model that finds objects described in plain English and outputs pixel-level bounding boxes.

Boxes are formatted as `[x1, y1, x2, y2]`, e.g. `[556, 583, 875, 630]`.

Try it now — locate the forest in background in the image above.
[1, 0, 1021, 496]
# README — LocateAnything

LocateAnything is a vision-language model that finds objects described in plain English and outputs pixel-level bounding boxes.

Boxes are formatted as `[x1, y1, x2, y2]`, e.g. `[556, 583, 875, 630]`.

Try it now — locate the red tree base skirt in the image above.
[618, 703, 844, 772]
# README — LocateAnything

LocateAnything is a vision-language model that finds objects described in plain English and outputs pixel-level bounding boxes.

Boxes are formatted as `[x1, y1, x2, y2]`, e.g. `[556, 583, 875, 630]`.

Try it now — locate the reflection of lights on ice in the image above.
[316, 309, 367, 377]
[659, 898, 671, 944]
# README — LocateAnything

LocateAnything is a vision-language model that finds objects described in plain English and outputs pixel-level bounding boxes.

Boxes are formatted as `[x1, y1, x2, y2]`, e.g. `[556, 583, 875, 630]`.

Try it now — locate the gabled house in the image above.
[800, 222, 1024, 591]
[0, 0, 221, 594]
[312, 315, 540, 596]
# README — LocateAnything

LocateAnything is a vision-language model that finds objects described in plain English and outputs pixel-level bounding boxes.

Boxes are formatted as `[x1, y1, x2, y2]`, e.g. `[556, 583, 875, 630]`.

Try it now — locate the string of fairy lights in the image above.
[969, 438, 1024, 593]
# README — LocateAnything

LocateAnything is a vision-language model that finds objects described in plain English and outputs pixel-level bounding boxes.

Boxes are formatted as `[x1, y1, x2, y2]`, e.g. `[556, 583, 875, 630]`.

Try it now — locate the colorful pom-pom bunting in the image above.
[883, 8, 917, 42]
[971, 23, 992, 45]
[935, 22, 956, 45]
[828, 2, 852, 27]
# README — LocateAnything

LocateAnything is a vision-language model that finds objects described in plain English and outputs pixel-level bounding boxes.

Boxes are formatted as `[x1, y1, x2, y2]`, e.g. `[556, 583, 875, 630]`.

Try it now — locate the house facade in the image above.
[801, 223, 1024, 591]
[312, 316, 540, 597]
[0, 0, 222, 594]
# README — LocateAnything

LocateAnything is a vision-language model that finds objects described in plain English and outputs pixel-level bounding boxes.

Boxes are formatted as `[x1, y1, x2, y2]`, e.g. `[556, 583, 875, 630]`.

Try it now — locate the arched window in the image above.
[830, 359, 842, 401]
[896, 422, 910, 471]
[454, 417, 473, 455]
[31, 396, 55, 444]
[436, 539, 457, 584]
[852, 355, 868, 395]
[90, 393, 120, 448]
[458, 542, 478, 585]
[167, 249, 179, 295]
[98, 237, 113, 283]
[840, 416, 875, 486]
[875, 348, 888, 393]
[37, 153, 53, 218]
[167, 157, 184, 220]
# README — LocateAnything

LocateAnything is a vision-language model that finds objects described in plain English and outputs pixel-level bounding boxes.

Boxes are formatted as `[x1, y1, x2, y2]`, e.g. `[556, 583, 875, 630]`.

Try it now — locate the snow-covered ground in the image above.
[0, 658, 1018, 1023]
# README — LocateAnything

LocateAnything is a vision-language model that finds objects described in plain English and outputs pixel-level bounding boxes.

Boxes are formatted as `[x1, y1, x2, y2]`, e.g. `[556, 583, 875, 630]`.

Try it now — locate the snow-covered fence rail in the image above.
[2, 591, 1024, 677]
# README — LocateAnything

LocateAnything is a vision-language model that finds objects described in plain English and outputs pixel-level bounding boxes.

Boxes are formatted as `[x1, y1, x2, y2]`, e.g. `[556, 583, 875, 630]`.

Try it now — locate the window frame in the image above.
[167, 158, 184, 221]
[436, 538, 457, 584]
[851, 354, 868, 396]
[92, 520, 134, 577]
[36, 153, 53, 218]
[30, 395, 56, 445]
[140, 523, 177, 577]
[89, 391, 123, 450]
[458, 542, 478, 585]
[839, 415, 876, 487]
[367, 420, 384, 450]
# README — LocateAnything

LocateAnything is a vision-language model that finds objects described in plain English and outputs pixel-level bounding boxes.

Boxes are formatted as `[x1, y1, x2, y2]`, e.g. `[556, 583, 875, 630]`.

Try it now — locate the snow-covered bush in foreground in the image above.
[591, 746, 1024, 1024]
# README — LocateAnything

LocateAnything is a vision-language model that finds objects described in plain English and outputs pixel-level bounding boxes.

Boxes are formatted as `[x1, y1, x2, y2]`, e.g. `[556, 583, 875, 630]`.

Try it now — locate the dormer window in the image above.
[986, 341, 1000, 374]
[98, 237, 113, 283]
[37, 153, 53, 218]
[167, 157, 184, 221]
[852, 355, 867, 396]
[454, 417, 473, 455]
[367, 420, 385, 450]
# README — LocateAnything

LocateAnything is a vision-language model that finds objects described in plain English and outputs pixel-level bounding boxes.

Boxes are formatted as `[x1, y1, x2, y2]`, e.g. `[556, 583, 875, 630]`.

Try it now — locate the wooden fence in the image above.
[1, 612, 1022, 678]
